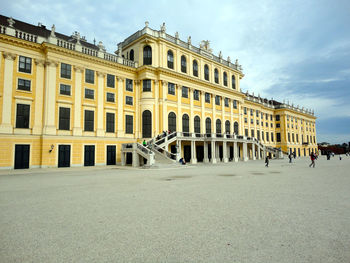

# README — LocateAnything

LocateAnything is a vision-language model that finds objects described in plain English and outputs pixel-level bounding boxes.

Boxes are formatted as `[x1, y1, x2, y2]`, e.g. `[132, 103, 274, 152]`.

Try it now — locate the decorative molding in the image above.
[74, 66, 84, 73]
[45, 59, 59, 67]
[134, 80, 141, 85]
[34, 59, 45, 67]
[161, 80, 168, 86]
[116, 76, 125, 82]
[96, 71, 106, 78]
[2, 51, 17, 60]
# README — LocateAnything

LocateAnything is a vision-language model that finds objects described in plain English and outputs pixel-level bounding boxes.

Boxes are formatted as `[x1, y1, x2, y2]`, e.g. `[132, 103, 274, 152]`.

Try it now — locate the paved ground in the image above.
[1, 156, 350, 263]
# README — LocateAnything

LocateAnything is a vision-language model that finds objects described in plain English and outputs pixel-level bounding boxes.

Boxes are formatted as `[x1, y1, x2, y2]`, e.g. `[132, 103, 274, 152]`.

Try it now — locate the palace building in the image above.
[0, 15, 317, 169]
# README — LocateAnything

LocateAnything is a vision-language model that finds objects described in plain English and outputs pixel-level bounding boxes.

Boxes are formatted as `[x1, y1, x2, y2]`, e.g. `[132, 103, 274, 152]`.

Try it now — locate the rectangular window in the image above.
[182, 86, 189, 98]
[59, 107, 70, 130]
[244, 118, 247, 123]
[270, 115, 273, 121]
[61, 63, 71, 79]
[126, 79, 133, 91]
[296, 134, 299, 143]
[276, 115, 280, 121]
[271, 132, 274, 142]
[265, 122, 268, 127]
[261, 113, 263, 119]
[106, 112, 115, 133]
[125, 115, 133, 134]
[292, 133, 295, 142]
[168, 83, 175, 95]
[125, 96, 133, 105]
[251, 129, 254, 138]
[85, 69, 94, 84]
[250, 119, 253, 124]
[18, 78, 31, 91]
[205, 93, 210, 103]
[16, 104, 30, 128]
[233, 100, 237, 109]
[245, 129, 248, 136]
[250, 109, 253, 115]
[193, 90, 199, 100]
[85, 88, 94, 99]
[19, 56, 32, 73]
[276, 123, 280, 128]
[271, 123, 273, 128]
[143, 79, 151, 92]
[215, 95, 220, 105]
[257, 130, 260, 140]
[244, 107, 247, 114]
[106, 92, 115, 102]
[84, 110, 94, 131]
[107, 74, 115, 88]
[266, 113, 268, 119]
[288, 133, 290, 142]
[277, 133, 281, 142]
[60, 84, 71, 96]
[262, 131, 265, 141]
[224, 98, 229, 107]
[257, 120, 259, 125]
[256, 110, 259, 117]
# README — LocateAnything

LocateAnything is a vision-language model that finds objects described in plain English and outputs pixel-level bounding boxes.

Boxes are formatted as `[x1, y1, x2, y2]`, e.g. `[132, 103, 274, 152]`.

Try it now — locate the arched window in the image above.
[223, 72, 227, 86]
[214, 68, 219, 84]
[167, 50, 174, 69]
[225, 120, 230, 134]
[194, 116, 200, 134]
[232, 75, 236, 89]
[182, 114, 189, 136]
[142, 110, 152, 138]
[234, 122, 239, 134]
[181, 55, 187, 73]
[143, 45, 152, 65]
[168, 112, 176, 132]
[216, 119, 221, 134]
[193, 60, 198, 77]
[129, 49, 134, 61]
[205, 118, 211, 135]
[204, 64, 209, 81]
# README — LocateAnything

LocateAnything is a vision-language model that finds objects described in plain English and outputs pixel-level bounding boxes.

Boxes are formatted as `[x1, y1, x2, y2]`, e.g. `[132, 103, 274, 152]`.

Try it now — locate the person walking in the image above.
[309, 152, 316, 168]
[288, 153, 292, 163]
[265, 156, 269, 167]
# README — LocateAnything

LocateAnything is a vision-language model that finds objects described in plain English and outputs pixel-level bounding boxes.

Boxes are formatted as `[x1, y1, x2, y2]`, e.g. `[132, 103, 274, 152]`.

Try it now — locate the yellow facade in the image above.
[0, 16, 317, 169]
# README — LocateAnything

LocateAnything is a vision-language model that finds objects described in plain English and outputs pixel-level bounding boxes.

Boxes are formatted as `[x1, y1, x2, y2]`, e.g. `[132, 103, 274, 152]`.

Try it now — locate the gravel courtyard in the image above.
[1, 156, 350, 263]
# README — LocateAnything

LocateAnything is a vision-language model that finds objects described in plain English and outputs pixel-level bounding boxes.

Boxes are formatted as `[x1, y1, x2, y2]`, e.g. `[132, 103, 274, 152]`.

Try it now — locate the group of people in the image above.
[265, 151, 318, 168]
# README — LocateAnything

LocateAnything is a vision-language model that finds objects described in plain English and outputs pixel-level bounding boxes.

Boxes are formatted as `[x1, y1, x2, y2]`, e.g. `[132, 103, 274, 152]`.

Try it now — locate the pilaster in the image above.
[135, 80, 141, 138]
[189, 87, 194, 133]
[117, 77, 124, 137]
[191, 140, 197, 164]
[43, 59, 59, 135]
[177, 84, 182, 132]
[0, 52, 16, 133]
[73, 66, 83, 136]
[96, 71, 105, 137]
[32, 59, 45, 134]
[161, 80, 167, 132]
[154, 80, 159, 136]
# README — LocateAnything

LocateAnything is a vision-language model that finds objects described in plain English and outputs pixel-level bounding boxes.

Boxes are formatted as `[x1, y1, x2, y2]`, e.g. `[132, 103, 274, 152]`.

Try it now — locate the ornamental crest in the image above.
[200, 40, 212, 53]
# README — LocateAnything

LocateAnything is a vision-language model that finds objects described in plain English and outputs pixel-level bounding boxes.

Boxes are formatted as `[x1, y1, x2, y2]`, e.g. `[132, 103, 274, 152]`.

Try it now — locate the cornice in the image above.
[0, 34, 41, 51]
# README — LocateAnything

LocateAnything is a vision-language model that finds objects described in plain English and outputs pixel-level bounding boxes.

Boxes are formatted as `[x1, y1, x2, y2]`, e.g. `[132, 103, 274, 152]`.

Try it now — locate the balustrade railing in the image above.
[15, 30, 37, 43]
[57, 39, 75, 50]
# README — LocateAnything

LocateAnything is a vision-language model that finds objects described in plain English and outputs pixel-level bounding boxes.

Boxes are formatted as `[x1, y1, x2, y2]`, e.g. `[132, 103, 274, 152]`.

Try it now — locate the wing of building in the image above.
[0, 15, 317, 169]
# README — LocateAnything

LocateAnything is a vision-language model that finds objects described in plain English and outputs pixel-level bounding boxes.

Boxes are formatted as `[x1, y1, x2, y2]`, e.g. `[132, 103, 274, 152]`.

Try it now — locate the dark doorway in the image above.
[219, 145, 223, 161]
[229, 146, 233, 161]
[196, 146, 204, 162]
[142, 110, 152, 138]
[107, 145, 116, 165]
[208, 143, 212, 161]
[126, 152, 132, 165]
[184, 145, 191, 163]
[58, 145, 70, 167]
[84, 145, 95, 166]
[171, 145, 177, 154]
[14, 144, 30, 169]
[298, 148, 300, 157]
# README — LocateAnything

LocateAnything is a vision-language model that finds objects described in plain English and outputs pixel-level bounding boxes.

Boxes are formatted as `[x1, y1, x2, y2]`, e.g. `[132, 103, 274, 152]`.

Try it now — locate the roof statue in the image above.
[145, 21, 149, 28]
[50, 24, 56, 37]
[219, 51, 223, 59]
[160, 22, 166, 33]
[7, 17, 15, 27]
[200, 40, 212, 53]
[187, 36, 191, 45]
[227, 56, 231, 63]
[175, 31, 179, 39]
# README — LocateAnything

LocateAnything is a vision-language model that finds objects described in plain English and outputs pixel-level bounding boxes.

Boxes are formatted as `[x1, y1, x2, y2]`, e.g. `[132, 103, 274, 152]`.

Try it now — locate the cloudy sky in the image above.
[2, 0, 350, 144]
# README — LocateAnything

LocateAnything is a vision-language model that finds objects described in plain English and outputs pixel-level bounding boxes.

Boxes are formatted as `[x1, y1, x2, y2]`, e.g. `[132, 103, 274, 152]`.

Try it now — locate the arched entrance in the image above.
[168, 112, 176, 132]
[142, 110, 152, 138]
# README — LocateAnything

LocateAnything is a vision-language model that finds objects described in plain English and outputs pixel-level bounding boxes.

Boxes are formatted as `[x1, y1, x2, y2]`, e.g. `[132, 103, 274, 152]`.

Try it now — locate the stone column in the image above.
[204, 141, 209, 163]
[132, 145, 140, 167]
[177, 84, 182, 132]
[223, 141, 228, 163]
[96, 71, 105, 137]
[243, 142, 248, 162]
[0, 52, 16, 133]
[230, 99, 234, 134]
[117, 77, 124, 137]
[252, 143, 256, 160]
[154, 80, 159, 136]
[238, 103, 243, 135]
[176, 140, 181, 161]
[135, 80, 141, 138]
[191, 140, 197, 164]
[211, 141, 217, 164]
[32, 59, 45, 134]
[161, 81, 168, 132]
[73, 66, 83, 136]
[43, 59, 58, 135]
[234, 141, 238, 162]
